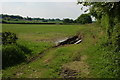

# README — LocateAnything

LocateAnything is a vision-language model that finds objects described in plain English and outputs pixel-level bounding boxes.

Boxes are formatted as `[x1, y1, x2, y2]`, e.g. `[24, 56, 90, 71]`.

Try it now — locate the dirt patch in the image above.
[81, 55, 87, 61]
[59, 55, 90, 78]
[59, 67, 79, 78]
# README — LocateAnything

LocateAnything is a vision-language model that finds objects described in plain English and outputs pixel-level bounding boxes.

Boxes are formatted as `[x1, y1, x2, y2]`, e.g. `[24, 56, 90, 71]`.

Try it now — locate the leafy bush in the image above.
[112, 23, 120, 51]
[2, 32, 18, 45]
[2, 44, 26, 69]
[2, 43, 32, 69]
[2, 32, 32, 69]
[96, 23, 120, 78]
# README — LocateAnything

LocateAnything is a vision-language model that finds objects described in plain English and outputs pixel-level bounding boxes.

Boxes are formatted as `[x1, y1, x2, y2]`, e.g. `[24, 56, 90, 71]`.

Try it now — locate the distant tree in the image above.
[26, 16, 32, 20]
[76, 14, 92, 24]
[43, 20, 48, 22]
[51, 19, 55, 21]
[63, 18, 74, 24]
[56, 18, 61, 21]
[1, 14, 23, 21]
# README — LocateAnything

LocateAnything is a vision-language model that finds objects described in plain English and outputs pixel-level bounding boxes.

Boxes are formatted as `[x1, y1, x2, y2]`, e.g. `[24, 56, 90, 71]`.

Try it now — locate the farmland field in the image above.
[2, 23, 107, 78]
[2, 24, 83, 42]
[2, 24, 87, 56]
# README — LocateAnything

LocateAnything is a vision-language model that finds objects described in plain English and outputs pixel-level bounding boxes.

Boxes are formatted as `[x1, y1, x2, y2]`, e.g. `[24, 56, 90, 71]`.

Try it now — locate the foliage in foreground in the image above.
[2, 44, 31, 69]
[78, 2, 120, 78]
[2, 32, 53, 69]
[2, 32, 30, 69]
[2, 32, 18, 45]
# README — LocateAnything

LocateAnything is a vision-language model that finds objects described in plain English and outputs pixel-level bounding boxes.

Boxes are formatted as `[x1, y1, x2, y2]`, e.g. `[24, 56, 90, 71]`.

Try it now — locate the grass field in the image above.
[2, 23, 110, 78]
[2, 24, 83, 42]
[2, 24, 86, 56]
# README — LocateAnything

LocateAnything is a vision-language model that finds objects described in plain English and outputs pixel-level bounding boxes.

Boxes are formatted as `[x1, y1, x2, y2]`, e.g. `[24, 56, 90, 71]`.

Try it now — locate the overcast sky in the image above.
[1, 2, 89, 20]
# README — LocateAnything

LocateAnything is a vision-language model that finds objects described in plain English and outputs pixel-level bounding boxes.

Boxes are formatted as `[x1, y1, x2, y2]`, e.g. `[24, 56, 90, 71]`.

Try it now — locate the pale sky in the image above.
[1, 2, 89, 20]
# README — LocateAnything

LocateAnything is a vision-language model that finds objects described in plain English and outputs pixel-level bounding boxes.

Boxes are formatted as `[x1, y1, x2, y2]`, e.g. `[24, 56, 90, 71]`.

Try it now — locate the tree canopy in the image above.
[76, 14, 92, 24]
[78, 2, 120, 41]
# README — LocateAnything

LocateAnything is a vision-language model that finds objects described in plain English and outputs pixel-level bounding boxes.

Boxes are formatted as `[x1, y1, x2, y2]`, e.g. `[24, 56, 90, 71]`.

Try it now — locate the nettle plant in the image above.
[2, 32, 18, 45]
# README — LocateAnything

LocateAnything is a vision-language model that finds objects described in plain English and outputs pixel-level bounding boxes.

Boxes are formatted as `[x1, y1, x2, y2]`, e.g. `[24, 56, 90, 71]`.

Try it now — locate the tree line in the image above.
[0, 14, 62, 22]
[1, 14, 92, 24]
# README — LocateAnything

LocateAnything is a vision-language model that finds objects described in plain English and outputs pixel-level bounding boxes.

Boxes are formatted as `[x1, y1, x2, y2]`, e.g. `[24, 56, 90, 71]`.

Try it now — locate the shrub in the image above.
[2, 32, 32, 69]
[2, 32, 18, 45]
[112, 23, 120, 51]
[2, 44, 26, 69]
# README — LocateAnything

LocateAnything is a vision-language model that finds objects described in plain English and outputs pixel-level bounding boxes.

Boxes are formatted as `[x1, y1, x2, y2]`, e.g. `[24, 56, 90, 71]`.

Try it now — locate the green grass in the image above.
[17, 40, 54, 58]
[3, 23, 115, 78]
[2, 24, 86, 59]
[2, 24, 84, 42]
